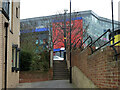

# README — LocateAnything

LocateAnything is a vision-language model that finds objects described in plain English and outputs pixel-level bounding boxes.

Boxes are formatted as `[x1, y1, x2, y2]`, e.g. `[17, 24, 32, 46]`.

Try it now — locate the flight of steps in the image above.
[53, 60, 69, 80]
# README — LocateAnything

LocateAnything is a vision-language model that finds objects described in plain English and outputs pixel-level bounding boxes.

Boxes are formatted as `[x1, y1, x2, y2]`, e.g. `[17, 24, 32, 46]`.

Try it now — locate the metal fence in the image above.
[73, 29, 120, 61]
[110, 40, 120, 61]
[89, 29, 112, 54]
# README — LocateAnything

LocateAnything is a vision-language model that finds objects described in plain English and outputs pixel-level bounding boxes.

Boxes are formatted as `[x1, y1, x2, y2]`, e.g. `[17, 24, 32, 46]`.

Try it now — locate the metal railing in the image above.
[110, 40, 120, 61]
[72, 29, 120, 61]
[90, 29, 112, 54]
[72, 36, 92, 50]
[80, 36, 92, 49]
[73, 39, 82, 48]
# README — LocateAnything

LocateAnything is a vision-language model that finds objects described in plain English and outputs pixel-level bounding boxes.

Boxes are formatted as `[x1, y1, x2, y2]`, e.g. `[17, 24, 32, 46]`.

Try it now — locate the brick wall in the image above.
[0, 1, 20, 88]
[7, 2, 20, 88]
[67, 46, 120, 88]
[0, 12, 3, 90]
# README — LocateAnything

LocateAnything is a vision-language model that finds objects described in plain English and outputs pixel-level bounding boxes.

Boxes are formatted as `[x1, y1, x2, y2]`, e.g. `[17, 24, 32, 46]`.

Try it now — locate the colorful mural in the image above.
[52, 17, 83, 49]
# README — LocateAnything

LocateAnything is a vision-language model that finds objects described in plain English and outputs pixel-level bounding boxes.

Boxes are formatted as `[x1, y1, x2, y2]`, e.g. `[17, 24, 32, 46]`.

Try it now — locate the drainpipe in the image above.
[4, 22, 9, 90]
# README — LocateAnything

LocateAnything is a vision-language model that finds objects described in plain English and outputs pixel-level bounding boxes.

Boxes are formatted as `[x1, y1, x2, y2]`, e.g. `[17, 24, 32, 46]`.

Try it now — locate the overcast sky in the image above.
[20, 0, 120, 21]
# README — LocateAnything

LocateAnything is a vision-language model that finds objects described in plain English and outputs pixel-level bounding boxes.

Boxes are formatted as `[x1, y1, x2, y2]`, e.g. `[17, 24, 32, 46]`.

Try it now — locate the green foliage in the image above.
[20, 30, 50, 71]
[20, 48, 49, 71]
[30, 51, 49, 71]
[20, 50, 32, 71]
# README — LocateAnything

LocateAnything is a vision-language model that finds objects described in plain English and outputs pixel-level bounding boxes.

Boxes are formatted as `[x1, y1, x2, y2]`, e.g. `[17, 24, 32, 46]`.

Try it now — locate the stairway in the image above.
[53, 60, 69, 80]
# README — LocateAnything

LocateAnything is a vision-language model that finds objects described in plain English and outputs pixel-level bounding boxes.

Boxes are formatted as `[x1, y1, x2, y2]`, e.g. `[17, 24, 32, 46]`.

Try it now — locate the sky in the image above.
[20, 0, 120, 21]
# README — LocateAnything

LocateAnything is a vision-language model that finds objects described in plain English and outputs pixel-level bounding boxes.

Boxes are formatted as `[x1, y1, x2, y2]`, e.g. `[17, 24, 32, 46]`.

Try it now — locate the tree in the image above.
[51, 12, 90, 50]
[20, 19, 50, 71]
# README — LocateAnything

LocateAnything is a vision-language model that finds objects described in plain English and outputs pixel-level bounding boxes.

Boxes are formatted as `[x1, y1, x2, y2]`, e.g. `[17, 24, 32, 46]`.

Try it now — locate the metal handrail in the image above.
[94, 38, 114, 52]
[110, 40, 120, 47]
[73, 39, 82, 48]
[91, 29, 111, 45]
[110, 40, 120, 61]
[72, 39, 78, 46]
[90, 29, 111, 54]
[86, 36, 92, 47]
[80, 36, 92, 49]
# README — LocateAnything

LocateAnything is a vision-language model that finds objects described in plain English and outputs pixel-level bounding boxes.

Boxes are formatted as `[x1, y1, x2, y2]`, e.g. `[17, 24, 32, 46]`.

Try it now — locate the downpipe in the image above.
[4, 22, 9, 90]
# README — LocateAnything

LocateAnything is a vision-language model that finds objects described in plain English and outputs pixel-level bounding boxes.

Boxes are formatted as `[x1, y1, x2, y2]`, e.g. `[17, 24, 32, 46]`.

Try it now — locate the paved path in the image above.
[17, 80, 76, 88]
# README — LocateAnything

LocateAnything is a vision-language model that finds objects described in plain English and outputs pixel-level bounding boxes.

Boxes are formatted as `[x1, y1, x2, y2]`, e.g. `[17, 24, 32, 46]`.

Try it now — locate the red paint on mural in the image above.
[52, 18, 83, 49]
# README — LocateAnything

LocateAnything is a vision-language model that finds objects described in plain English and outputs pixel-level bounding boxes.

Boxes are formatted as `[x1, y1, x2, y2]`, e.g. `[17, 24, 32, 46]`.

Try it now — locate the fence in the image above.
[73, 29, 120, 61]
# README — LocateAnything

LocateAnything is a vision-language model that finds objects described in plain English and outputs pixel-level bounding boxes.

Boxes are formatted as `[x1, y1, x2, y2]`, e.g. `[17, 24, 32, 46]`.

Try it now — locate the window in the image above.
[9, 0, 13, 33]
[16, 48, 20, 71]
[2, 0, 9, 18]
[92, 16, 98, 23]
[16, 7, 18, 18]
[12, 48, 15, 72]
[12, 46, 16, 72]
[12, 44, 20, 72]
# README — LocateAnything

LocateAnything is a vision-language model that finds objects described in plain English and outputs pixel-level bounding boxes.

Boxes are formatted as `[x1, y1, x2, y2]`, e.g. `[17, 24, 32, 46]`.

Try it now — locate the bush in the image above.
[20, 50, 32, 71]
[30, 51, 49, 71]
[20, 48, 49, 71]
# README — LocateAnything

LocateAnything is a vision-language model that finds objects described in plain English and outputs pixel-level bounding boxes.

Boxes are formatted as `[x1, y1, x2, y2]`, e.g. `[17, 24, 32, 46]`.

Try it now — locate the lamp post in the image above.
[69, 0, 72, 83]
[64, 9, 68, 61]
[111, 0, 114, 44]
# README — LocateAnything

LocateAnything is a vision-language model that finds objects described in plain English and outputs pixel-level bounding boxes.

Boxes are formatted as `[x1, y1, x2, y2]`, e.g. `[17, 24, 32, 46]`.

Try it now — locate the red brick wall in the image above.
[19, 68, 53, 83]
[68, 46, 120, 88]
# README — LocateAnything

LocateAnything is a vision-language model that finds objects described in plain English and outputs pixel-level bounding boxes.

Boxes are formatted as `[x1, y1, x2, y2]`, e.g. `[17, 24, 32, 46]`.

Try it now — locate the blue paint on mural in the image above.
[20, 28, 49, 34]
[53, 17, 82, 23]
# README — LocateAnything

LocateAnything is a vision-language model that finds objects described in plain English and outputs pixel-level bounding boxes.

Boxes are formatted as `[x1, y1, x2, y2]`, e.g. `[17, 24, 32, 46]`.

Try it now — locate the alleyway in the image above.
[17, 80, 76, 88]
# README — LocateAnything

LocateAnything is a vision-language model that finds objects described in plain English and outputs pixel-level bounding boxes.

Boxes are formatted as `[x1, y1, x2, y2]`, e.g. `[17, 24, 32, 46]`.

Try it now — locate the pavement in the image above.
[17, 80, 76, 88]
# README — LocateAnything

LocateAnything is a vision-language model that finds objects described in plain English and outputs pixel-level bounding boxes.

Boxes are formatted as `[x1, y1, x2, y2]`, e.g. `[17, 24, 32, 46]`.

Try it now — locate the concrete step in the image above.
[53, 67, 68, 69]
[53, 69, 68, 71]
[53, 70, 69, 73]
[53, 72, 69, 74]
[53, 75, 69, 78]
[53, 76, 69, 80]
[53, 64, 67, 66]
[53, 78, 69, 80]
[53, 60, 69, 80]
[53, 61, 67, 65]
[53, 70, 69, 72]
[53, 65, 67, 67]
[53, 76, 69, 78]
[54, 65, 67, 68]
[53, 74, 69, 76]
